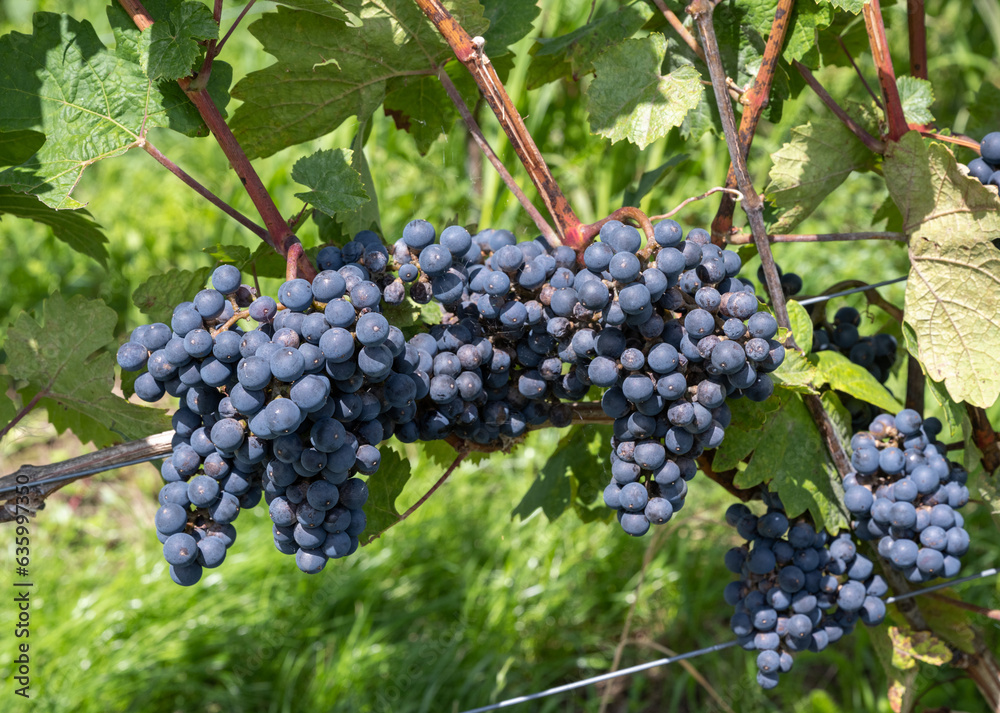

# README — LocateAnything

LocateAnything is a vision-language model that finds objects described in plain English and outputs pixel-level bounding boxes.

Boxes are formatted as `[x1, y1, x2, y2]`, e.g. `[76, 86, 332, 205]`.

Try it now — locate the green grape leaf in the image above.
[383, 75, 458, 155]
[106, 2, 234, 136]
[229, 1, 488, 159]
[765, 118, 877, 232]
[0, 187, 109, 266]
[202, 243, 288, 280]
[772, 349, 819, 393]
[3, 293, 171, 447]
[810, 351, 904, 412]
[587, 35, 703, 149]
[0, 13, 207, 208]
[964, 80, 1000, 141]
[291, 148, 369, 216]
[883, 133, 1000, 408]
[787, 300, 813, 354]
[0, 379, 18, 433]
[132, 267, 212, 325]
[742, 0, 835, 64]
[914, 593, 977, 654]
[480, 0, 540, 53]
[623, 154, 689, 207]
[819, 0, 865, 13]
[821, 390, 853, 446]
[896, 76, 935, 125]
[526, 3, 653, 88]
[513, 425, 610, 522]
[360, 446, 412, 544]
[0, 131, 45, 168]
[146, 1, 218, 81]
[722, 389, 847, 531]
[569, 425, 614, 523]
[418, 438, 491, 468]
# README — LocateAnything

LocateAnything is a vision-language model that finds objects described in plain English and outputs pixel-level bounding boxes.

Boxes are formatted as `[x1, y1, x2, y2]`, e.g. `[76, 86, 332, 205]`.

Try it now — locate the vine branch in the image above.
[436, 66, 559, 245]
[688, 0, 789, 328]
[711, 0, 795, 243]
[794, 61, 886, 154]
[139, 139, 268, 239]
[117, 0, 316, 280]
[862, 0, 909, 141]
[0, 431, 174, 523]
[413, 0, 583, 247]
[907, 0, 928, 80]
[725, 231, 907, 245]
[651, 0, 704, 60]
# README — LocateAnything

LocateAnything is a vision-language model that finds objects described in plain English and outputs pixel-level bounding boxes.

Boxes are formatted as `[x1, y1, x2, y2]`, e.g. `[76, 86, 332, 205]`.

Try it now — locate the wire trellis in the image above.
[457, 567, 1000, 713]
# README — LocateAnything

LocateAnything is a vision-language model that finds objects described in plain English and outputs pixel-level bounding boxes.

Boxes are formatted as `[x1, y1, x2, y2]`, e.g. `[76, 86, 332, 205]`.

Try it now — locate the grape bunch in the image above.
[965, 131, 1000, 187]
[119, 215, 786, 582]
[724, 501, 887, 689]
[594, 222, 785, 535]
[812, 306, 897, 384]
[756, 263, 802, 299]
[844, 409, 970, 584]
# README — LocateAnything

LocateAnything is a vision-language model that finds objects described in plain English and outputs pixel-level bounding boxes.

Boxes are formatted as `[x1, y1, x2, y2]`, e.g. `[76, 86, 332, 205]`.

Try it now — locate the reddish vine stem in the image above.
[364, 451, 467, 545]
[863, 0, 909, 141]
[794, 61, 886, 154]
[117, 0, 315, 280]
[0, 391, 46, 442]
[966, 405, 1000, 475]
[210, 309, 250, 337]
[838, 36, 882, 109]
[907, 0, 928, 80]
[580, 206, 655, 248]
[710, 0, 795, 244]
[928, 593, 1000, 621]
[140, 140, 268, 239]
[413, 0, 583, 246]
[919, 131, 981, 151]
[697, 455, 755, 501]
[726, 231, 907, 245]
[436, 67, 559, 245]
[651, 0, 704, 60]
[216, 0, 257, 56]
[688, 0, 789, 329]
[285, 243, 304, 281]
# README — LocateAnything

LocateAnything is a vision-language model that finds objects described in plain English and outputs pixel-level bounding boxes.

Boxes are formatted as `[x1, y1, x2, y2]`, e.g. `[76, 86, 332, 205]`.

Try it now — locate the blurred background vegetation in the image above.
[1, 0, 999, 711]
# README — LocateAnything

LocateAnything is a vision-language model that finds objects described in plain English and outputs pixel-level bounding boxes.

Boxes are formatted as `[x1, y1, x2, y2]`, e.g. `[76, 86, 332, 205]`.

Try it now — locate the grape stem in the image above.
[413, 0, 583, 247]
[862, 0, 909, 141]
[710, 0, 795, 244]
[0, 391, 46, 443]
[215, 0, 257, 56]
[838, 36, 883, 109]
[580, 207, 655, 254]
[650, 0, 704, 61]
[285, 243, 304, 281]
[726, 231, 907, 245]
[918, 131, 981, 152]
[116, 0, 316, 281]
[435, 66, 559, 245]
[138, 139, 268, 239]
[793, 61, 886, 154]
[907, 0, 928, 80]
[210, 309, 250, 337]
[362, 450, 468, 545]
[651, 187, 743, 221]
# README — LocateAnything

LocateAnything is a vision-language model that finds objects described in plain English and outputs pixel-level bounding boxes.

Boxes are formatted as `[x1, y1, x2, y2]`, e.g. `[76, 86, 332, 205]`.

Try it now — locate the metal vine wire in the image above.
[456, 567, 1000, 713]
[796, 276, 908, 306]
